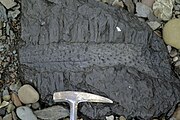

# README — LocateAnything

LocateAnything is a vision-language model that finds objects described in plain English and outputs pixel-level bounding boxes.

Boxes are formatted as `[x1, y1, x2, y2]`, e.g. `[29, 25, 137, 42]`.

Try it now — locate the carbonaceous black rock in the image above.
[20, 0, 180, 119]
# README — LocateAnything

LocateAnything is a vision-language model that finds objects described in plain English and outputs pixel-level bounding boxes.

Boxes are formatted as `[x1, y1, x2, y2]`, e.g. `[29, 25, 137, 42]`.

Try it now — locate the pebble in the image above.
[163, 19, 180, 49]
[147, 21, 161, 30]
[8, 10, 20, 19]
[9, 80, 21, 92]
[106, 115, 114, 120]
[141, 0, 155, 8]
[0, 108, 6, 116]
[7, 103, 15, 113]
[172, 104, 180, 120]
[2, 114, 12, 120]
[3, 89, 10, 101]
[176, 0, 180, 4]
[0, 101, 9, 109]
[122, 0, 135, 13]
[18, 84, 39, 104]
[11, 111, 17, 120]
[31, 102, 40, 110]
[11, 92, 22, 107]
[0, 0, 17, 9]
[173, 57, 179, 62]
[16, 106, 37, 120]
[34, 105, 69, 120]
[153, 0, 174, 21]
[119, 116, 126, 120]
[136, 2, 152, 18]
[112, 0, 124, 8]
[170, 49, 178, 57]
[0, 5, 7, 21]
[167, 45, 172, 53]
[175, 61, 180, 67]
[0, 116, 2, 120]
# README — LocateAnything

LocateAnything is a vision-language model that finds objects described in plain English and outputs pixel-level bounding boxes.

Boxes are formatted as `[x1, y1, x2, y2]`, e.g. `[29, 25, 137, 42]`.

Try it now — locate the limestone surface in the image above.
[20, 0, 180, 119]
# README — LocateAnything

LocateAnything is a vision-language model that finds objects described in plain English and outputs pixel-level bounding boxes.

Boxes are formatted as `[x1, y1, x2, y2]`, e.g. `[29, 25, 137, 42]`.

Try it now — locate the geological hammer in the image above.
[53, 91, 113, 120]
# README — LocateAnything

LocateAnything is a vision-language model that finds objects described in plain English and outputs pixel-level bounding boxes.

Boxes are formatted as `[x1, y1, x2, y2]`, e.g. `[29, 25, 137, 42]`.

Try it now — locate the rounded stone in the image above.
[163, 19, 180, 49]
[119, 116, 126, 120]
[18, 84, 39, 104]
[16, 106, 37, 120]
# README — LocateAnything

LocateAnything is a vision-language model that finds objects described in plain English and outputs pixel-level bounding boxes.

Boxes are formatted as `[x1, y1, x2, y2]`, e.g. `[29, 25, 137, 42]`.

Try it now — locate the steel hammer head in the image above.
[53, 91, 113, 120]
[53, 91, 113, 104]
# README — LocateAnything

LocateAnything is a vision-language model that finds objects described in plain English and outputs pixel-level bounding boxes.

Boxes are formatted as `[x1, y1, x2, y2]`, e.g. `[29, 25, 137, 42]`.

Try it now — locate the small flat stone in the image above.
[163, 19, 180, 49]
[141, 0, 155, 8]
[7, 103, 15, 113]
[173, 57, 179, 62]
[172, 104, 180, 120]
[8, 10, 20, 19]
[16, 106, 37, 120]
[0, 108, 6, 116]
[176, 0, 180, 4]
[122, 0, 135, 13]
[119, 116, 126, 120]
[175, 61, 180, 67]
[3, 89, 10, 101]
[11, 93, 22, 107]
[170, 49, 178, 57]
[18, 84, 39, 104]
[0, 101, 9, 109]
[106, 115, 114, 120]
[112, 0, 124, 8]
[0, 5, 7, 21]
[147, 21, 161, 30]
[3, 114, 12, 120]
[34, 105, 69, 120]
[11, 111, 17, 120]
[31, 102, 40, 110]
[9, 80, 22, 92]
[167, 45, 172, 53]
[153, 0, 174, 21]
[136, 2, 152, 17]
[0, 0, 16, 9]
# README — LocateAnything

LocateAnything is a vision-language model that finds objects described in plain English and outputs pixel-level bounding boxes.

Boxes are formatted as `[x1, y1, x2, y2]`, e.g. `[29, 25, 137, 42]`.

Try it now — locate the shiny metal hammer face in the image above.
[53, 91, 113, 120]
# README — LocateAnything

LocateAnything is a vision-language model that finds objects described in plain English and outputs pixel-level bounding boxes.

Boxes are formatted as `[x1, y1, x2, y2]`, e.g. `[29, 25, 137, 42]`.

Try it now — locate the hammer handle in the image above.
[69, 102, 78, 120]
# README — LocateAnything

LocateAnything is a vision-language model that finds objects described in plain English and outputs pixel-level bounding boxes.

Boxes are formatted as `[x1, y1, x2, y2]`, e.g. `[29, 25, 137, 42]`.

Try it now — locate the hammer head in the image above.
[53, 91, 113, 104]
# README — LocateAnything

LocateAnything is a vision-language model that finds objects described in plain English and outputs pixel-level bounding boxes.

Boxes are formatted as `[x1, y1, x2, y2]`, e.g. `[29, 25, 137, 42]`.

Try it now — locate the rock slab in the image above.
[20, 0, 180, 119]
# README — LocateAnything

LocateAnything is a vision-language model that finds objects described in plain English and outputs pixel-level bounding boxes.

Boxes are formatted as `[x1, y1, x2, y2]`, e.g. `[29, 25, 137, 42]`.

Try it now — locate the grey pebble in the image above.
[173, 57, 179, 62]
[176, 0, 180, 4]
[0, 4, 7, 21]
[136, 2, 152, 18]
[16, 106, 37, 120]
[34, 105, 69, 120]
[31, 102, 40, 110]
[0, 108, 6, 116]
[170, 50, 178, 57]
[2, 114, 12, 120]
[175, 61, 180, 67]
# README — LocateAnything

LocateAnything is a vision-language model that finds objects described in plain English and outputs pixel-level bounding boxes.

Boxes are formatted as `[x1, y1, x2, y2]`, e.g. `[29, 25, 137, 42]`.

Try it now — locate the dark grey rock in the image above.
[20, 0, 180, 119]
[0, 108, 6, 116]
